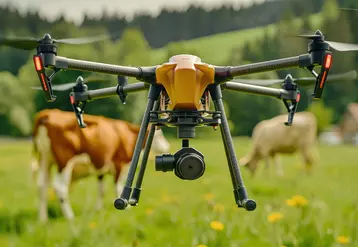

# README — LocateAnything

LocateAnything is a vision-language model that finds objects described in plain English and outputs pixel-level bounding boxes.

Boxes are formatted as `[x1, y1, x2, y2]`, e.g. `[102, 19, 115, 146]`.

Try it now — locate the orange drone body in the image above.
[156, 54, 215, 110]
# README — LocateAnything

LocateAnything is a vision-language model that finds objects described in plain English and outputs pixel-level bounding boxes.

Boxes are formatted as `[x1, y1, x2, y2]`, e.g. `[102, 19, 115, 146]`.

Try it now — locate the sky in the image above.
[0, 0, 266, 24]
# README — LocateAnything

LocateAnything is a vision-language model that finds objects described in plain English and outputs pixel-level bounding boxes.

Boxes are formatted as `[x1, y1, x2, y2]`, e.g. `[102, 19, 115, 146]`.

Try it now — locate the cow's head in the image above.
[151, 128, 171, 154]
[239, 155, 259, 176]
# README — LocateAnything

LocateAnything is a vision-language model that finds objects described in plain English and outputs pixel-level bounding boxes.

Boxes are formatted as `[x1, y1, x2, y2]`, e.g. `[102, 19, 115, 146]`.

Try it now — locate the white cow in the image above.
[239, 111, 319, 176]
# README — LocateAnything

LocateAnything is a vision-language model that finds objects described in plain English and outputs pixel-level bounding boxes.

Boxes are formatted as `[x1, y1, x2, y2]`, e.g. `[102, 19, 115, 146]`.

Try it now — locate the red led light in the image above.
[40, 73, 48, 91]
[70, 95, 75, 104]
[296, 93, 301, 102]
[34, 56, 43, 71]
[324, 54, 332, 69]
[320, 71, 327, 88]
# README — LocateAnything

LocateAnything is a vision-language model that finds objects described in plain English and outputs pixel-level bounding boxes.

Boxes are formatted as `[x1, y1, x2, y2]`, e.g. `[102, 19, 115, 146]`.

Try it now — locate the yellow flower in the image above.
[336, 235, 350, 244]
[213, 203, 225, 213]
[285, 195, 308, 207]
[285, 198, 296, 207]
[267, 212, 284, 223]
[203, 193, 215, 201]
[292, 195, 308, 207]
[210, 220, 224, 231]
[89, 221, 96, 229]
[145, 208, 154, 215]
[196, 245, 208, 247]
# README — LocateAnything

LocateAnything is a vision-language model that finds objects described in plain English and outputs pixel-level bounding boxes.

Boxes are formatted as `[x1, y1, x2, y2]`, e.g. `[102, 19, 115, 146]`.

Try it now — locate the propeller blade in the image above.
[31, 77, 112, 92]
[31, 82, 78, 91]
[55, 34, 111, 45]
[296, 34, 322, 39]
[0, 32, 112, 51]
[294, 71, 357, 86]
[30, 86, 43, 91]
[51, 83, 78, 91]
[0, 36, 39, 50]
[231, 78, 283, 86]
[326, 40, 358, 52]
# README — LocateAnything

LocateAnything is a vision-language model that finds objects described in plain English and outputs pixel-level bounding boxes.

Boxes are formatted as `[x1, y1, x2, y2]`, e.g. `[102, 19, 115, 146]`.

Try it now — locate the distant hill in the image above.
[151, 13, 323, 65]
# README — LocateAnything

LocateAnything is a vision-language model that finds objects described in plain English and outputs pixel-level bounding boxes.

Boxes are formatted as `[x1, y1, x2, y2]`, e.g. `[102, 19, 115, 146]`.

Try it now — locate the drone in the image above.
[2, 29, 358, 212]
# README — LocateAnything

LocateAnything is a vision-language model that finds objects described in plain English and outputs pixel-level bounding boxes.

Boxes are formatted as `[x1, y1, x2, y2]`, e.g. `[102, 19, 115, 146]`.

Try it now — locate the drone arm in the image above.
[72, 82, 150, 102]
[215, 54, 311, 83]
[222, 81, 290, 99]
[55, 56, 157, 82]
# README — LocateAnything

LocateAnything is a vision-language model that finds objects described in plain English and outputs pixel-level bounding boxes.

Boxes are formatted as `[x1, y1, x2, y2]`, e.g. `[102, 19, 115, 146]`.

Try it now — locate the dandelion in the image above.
[203, 193, 215, 201]
[336, 235, 350, 245]
[89, 221, 97, 230]
[213, 203, 225, 213]
[292, 195, 308, 207]
[145, 208, 154, 215]
[210, 220, 224, 231]
[285, 195, 308, 207]
[196, 245, 208, 247]
[285, 198, 296, 207]
[267, 212, 284, 223]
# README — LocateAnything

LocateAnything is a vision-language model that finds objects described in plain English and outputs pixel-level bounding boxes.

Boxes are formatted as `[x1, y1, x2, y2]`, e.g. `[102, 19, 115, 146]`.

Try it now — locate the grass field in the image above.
[0, 136, 357, 247]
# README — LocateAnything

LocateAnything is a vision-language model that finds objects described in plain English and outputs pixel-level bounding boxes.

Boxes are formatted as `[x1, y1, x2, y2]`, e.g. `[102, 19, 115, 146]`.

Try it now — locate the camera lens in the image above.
[155, 154, 175, 172]
[176, 153, 205, 180]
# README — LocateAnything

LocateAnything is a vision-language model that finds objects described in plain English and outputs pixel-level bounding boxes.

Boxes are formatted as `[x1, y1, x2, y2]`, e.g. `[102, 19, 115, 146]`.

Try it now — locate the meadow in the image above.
[0, 136, 357, 247]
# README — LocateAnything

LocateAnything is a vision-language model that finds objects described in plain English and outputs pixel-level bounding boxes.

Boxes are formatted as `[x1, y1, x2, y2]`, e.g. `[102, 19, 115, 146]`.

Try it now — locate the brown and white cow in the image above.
[30, 109, 170, 222]
[239, 111, 319, 176]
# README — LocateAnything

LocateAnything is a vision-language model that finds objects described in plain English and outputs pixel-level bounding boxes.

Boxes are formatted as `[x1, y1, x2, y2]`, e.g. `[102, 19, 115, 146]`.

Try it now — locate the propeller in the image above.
[0, 33, 111, 51]
[232, 70, 357, 87]
[30, 76, 113, 91]
[295, 30, 358, 52]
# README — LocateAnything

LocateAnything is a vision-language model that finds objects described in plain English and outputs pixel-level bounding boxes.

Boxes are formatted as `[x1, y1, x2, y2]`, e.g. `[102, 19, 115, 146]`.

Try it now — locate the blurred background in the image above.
[0, 0, 358, 246]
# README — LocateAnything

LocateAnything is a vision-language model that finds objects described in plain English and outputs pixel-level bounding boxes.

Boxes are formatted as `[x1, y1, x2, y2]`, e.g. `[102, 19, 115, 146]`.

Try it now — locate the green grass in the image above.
[0, 136, 357, 247]
[151, 13, 324, 65]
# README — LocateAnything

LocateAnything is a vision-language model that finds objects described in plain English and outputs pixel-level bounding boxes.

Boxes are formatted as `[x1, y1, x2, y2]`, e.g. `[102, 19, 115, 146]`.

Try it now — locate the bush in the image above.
[306, 101, 334, 134]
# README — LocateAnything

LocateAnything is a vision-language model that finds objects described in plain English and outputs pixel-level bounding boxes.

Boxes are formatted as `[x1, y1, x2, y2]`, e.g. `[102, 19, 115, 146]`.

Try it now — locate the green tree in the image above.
[307, 101, 334, 134]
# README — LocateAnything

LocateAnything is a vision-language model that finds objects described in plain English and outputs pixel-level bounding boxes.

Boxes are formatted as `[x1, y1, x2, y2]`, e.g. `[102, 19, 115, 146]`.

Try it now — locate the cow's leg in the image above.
[264, 156, 270, 171]
[53, 155, 89, 220]
[34, 125, 52, 223]
[272, 155, 284, 177]
[115, 164, 129, 198]
[96, 174, 105, 211]
[301, 148, 315, 175]
[38, 156, 50, 223]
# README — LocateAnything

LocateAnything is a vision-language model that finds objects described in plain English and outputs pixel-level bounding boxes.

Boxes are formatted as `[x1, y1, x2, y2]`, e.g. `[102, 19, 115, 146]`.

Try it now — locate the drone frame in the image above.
[25, 30, 336, 212]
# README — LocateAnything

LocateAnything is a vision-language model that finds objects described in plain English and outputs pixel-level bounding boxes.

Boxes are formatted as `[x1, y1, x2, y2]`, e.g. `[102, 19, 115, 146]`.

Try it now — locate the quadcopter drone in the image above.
[2, 29, 358, 212]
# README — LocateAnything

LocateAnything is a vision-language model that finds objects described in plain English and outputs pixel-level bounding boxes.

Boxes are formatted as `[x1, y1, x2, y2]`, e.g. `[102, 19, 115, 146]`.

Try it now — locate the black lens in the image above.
[176, 153, 205, 180]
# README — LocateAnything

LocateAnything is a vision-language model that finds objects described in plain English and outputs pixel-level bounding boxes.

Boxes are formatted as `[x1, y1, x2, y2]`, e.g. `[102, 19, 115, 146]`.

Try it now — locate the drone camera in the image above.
[33, 55, 56, 102]
[313, 51, 333, 99]
[155, 146, 205, 180]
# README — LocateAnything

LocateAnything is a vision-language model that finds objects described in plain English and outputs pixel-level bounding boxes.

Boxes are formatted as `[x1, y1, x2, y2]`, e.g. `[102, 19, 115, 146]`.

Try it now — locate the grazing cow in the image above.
[239, 111, 319, 176]
[30, 109, 170, 222]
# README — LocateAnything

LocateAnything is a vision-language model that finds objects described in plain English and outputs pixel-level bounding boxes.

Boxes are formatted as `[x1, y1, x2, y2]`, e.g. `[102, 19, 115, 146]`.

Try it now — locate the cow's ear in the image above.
[239, 157, 248, 166]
